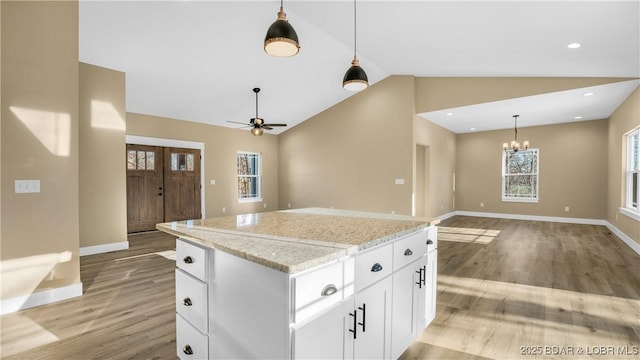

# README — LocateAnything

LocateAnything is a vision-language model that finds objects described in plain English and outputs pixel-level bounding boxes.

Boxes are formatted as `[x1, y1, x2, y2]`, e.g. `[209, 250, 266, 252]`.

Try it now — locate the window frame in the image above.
[501, 148, 540, 203]
[621, 127, 640, 221]
[237, 151, 262, 203]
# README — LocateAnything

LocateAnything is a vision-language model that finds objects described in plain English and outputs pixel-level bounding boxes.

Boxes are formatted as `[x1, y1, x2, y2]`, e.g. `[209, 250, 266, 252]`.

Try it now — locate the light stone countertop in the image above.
[157, 208, 435, 274]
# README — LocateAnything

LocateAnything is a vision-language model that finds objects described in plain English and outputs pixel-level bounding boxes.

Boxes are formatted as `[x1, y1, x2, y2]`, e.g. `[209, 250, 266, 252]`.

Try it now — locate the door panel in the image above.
[126, 144, 164, 232]
[164, 147, 201, 222]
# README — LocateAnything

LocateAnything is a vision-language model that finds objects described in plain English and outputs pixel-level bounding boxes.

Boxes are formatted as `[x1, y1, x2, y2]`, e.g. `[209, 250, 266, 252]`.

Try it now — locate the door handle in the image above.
[158, 192, 163, 196]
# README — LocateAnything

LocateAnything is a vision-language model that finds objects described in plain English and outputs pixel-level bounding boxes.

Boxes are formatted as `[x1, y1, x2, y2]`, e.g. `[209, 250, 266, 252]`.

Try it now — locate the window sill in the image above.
[238, 198, 262, 204]
[619, 207, 640, 222]
[501, 197, 539, 204]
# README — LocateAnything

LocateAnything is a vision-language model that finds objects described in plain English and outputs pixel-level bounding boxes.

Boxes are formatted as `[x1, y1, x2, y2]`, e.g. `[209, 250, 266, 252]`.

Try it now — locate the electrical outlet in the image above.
[288, 203, 291, 208]
[222, 207, 226, 213]
[263, 203, 267, 208]
[480, 202, 484, 208]
[210, 179, 216, 185]
[564, 206, 570, 212]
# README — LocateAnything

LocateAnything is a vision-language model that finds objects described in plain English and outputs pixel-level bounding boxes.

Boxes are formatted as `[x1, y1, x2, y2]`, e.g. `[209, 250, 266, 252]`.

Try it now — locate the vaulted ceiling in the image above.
[79, 1, 640, 135]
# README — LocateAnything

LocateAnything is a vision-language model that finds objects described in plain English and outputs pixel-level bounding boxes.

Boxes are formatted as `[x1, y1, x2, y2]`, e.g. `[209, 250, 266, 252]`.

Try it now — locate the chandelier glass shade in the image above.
[503, 115, 529, 152]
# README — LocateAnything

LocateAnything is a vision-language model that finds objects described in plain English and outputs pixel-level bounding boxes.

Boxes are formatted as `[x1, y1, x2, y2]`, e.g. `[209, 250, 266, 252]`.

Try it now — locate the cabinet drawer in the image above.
[393, 230, 427, 271]
[355, 243, 393, 292]
[176, 314, 208, 360]
[293, 261, 345, 324]
[176, 239, 207, 281]
[176, 269, 208, 333]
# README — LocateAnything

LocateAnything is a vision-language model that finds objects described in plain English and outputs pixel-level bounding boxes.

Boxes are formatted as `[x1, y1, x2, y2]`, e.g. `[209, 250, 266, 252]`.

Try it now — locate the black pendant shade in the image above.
[343, 57, 369, 91]
[264, 4, 300, 57]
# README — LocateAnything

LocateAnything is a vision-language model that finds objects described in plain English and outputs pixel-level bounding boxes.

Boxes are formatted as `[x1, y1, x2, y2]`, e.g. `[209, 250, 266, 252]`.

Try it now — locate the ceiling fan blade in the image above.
[262, 123, 287, 127]
[227, 120, 250, 125]
[263, 126, 273, 130]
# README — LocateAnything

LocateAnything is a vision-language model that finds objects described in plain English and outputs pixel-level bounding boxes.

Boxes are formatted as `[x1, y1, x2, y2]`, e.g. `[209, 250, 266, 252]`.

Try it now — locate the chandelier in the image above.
[503, 115, 529, 152]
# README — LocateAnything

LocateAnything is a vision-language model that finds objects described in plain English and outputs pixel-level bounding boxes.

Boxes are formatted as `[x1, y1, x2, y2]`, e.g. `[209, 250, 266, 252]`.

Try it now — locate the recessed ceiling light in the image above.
[574, 116, 583, 120]
[583, 92, 595, 97]
[470, 127, 476, 131]
[446, 112, 453, 116]
[567, 43, 582, 49]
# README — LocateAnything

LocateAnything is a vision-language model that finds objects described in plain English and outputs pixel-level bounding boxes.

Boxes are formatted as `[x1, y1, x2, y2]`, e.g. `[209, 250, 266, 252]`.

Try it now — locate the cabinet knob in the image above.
[183, 345, 193, 355]
[183, 256, 194, 264]
[183, 297, 192, 306]
[427, 239, 434, 245]
[321, 284, 338, 296]
[370, 263, 383, 272]
[404, 248, 413, 256]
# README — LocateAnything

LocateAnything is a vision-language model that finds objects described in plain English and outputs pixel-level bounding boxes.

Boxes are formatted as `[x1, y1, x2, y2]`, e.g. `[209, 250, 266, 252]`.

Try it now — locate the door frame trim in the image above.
[126, 135, 205, 218]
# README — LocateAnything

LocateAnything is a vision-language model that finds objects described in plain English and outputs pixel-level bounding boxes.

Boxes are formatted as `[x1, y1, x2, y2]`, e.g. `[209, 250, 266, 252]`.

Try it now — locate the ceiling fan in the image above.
[228, 88, 287, 136]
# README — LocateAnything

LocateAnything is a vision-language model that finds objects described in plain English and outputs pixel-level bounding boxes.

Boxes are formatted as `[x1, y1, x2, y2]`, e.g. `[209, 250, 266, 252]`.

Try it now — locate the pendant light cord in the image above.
[353, 0, 357, 58]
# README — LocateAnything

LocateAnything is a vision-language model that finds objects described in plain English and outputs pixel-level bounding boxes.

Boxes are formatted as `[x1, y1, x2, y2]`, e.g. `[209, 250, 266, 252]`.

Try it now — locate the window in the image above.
[127, 150, 155, 170]
[237, 152, 261, 202]
[622, 128, 640, 221]
[502, 149, 539, 202]
[170, 152, 195, 171]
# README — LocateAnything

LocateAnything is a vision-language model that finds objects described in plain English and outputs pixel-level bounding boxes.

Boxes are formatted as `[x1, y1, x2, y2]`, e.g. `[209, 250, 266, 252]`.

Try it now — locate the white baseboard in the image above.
[445, 211, 639, 255]
[453, 211, 606, 225]
[80, 241, 129, 256]
[0, 283, 83, 315]
[605, 222, 640, 255]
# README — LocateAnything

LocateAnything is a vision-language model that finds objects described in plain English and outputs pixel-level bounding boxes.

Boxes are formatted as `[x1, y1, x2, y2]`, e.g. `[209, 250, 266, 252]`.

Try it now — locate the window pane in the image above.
[633, 172, 638, 208]
[137, 151, 146, 170]
[179, 154, 186, 171]
[238, 154, 250, 175]
[127, 150, 136, 169]
[633, 132, 639, 171]
[505, 175, 535, 198]
[187, 154, 194, 171]
[171, 153, 178, 171]
[146, 151, 154, 170]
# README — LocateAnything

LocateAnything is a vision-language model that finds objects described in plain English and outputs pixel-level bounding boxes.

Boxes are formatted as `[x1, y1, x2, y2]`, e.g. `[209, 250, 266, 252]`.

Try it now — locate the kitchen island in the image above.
[157, 208, 438, 360]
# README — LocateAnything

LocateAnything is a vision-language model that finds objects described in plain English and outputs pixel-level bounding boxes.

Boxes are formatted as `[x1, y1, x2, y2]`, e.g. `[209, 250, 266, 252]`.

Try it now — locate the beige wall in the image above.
[278, 76, 415, 215]
[455, 120, 609, 219]
[607, 87, 640, 245]
[1, 1, 81, 300]
[415, 77, 633, 113]
[126, 113, 279, 217]
[413, 116, 457, 219]
[79, 63, 127, 249]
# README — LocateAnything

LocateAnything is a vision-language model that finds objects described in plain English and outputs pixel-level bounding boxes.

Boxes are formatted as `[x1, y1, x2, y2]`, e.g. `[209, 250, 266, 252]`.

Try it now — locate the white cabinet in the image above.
[175, 239, 209, 360]
[294, 301, 355, 360]
[424, 250, 437, 326]
[390, 256, 426, 359]
[352, 275, 392, 360]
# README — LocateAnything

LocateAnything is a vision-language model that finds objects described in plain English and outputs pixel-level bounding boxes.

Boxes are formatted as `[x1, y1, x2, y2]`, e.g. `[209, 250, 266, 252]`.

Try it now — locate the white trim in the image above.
[0, 283, 83, 315]
[605, 221, 640, 255]
[452, 210, 606, 225]
[620, 207, 640, 222]
[125, 135, 205, 218]
[80, 241, 129, 256]
[437, 211, 458, 221]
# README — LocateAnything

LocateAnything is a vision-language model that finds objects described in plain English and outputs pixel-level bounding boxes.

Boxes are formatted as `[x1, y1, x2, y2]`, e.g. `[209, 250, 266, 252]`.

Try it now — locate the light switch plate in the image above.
[15, 180, 40, 193]
[395, 178, 405, 185]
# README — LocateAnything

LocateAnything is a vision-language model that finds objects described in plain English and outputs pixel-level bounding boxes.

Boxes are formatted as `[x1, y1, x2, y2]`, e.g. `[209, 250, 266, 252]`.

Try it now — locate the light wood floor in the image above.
[1, 217, 639, 359]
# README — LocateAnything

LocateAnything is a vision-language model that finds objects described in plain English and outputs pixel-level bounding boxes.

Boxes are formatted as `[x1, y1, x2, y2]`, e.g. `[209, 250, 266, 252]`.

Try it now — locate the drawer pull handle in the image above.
[183, 256, 194, 264]
[358, 303, 366, 332]
[321, 284, 338, 296]
[404, 248, 413, 256]
[349, 311, 357, 339]
[183, 297, 193, 306]
[183, 345, 194, 355]
[371, 263, 383, 272]
[427, 239, 434, 245]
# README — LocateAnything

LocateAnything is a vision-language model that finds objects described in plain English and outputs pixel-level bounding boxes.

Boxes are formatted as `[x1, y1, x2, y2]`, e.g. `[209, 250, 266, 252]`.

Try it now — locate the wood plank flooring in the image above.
[1, 217, 639, 359]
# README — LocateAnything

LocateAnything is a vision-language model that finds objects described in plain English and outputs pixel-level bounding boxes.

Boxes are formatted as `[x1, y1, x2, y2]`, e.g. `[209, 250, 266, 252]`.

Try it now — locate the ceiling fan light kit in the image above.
[264, 0, 300, 57]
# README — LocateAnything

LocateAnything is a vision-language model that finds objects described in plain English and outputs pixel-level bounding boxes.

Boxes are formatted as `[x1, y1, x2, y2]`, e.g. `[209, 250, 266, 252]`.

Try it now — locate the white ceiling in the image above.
[79, 1, 640, 135]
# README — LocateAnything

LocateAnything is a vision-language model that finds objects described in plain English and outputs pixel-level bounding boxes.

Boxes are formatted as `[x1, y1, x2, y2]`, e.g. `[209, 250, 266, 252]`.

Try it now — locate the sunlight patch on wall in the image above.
[10, 106, 71, 157]
[90, 100, 125, 131]
[0, 251, 73, 302]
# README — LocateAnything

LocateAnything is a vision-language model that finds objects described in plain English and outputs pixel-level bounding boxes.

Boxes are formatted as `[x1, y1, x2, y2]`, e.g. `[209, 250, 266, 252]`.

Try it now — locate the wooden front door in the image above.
[163, 147, 201, 222]
[126, 144, 164, 233]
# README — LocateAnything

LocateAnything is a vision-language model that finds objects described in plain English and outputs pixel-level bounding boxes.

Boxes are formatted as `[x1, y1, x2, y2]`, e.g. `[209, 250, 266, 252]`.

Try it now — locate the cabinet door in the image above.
[294, 300, 355, 360]
[353, 276, 392, 360]
[390, 257, 426, 359]
[423, 251, 437, 327]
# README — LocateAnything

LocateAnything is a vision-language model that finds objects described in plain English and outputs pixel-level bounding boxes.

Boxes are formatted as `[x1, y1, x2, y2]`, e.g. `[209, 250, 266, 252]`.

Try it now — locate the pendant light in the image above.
[502, 115, 530, 152]
[264, 0, 300, 57]
[343, 0, 368, 91]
